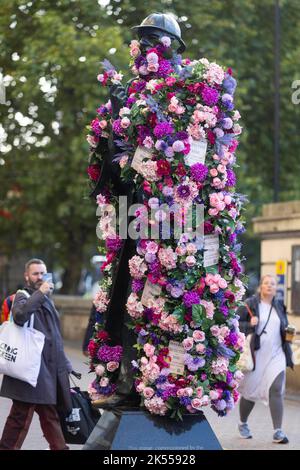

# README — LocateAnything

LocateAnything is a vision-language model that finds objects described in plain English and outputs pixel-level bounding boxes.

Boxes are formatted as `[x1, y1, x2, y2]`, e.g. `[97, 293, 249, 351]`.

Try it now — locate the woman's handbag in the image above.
[0, 291, 45, 387]
[237, 303, 255, 372]
[59, 386, 100, 445]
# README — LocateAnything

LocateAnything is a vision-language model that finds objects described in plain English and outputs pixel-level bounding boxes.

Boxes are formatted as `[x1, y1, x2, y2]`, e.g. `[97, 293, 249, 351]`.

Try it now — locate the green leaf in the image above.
[172, 306, 185, 324]
[192, 304, 204, 324]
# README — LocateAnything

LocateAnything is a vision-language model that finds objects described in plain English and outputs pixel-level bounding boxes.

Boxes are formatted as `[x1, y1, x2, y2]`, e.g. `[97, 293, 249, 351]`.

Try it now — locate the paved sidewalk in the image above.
[0, 341, 299, 450]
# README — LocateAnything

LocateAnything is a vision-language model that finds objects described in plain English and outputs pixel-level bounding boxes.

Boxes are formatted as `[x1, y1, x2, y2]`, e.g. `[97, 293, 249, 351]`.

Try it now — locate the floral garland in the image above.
[86, 36, 247, 419]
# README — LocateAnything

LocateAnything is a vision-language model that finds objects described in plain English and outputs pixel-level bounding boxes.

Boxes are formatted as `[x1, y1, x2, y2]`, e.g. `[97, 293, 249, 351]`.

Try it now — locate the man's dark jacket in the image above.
[0, 287, 73, 414]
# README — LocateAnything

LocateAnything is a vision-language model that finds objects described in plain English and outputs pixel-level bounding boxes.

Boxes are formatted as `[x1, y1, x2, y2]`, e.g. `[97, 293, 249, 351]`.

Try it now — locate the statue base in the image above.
[82, 408, 222, 450]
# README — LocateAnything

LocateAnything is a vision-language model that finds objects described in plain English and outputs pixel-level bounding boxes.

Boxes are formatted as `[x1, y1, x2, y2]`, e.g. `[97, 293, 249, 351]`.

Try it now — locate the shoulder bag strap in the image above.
[245, 303, 254, 318]
[257, 300, 273, 337]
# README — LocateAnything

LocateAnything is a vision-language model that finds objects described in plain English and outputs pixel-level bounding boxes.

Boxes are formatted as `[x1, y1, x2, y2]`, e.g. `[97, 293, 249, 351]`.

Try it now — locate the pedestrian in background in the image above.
[0, 258, 73, 450]
[237, 274, 293, 444]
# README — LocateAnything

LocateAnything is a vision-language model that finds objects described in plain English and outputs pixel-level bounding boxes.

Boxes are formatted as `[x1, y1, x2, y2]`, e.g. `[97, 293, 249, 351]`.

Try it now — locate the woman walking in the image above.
[237, 274, 293, 443]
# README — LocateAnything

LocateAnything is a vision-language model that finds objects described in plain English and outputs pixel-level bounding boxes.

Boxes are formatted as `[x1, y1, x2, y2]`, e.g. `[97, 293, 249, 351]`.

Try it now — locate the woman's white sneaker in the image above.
[238, 423, 252, 439]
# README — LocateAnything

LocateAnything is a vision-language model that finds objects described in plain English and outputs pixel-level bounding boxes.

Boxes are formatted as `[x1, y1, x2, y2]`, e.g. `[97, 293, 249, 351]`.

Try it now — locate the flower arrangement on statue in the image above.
[86, 35, 247, 419]
[86, 190, 125, 402]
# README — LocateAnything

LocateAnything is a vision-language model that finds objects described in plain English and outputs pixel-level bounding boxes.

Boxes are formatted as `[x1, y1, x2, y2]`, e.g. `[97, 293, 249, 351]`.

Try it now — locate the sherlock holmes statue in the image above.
[86, 11, 245, 423]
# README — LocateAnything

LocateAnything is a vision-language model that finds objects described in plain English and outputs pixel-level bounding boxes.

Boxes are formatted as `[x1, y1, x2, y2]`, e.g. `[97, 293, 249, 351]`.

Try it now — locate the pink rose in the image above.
[209, 390, 219, 400]
[210, 325, 220, 336]
[146, 52, 159, 64]
[201, 395, 210, 406]
[208, 208, 219, 216]
[95, 365, 105, 376]
[175, 246, 187, 256]
[172, 140, 185, 153]
[210, 283, 219, 294]
[136, 382, 145, 392]
[185, 255, 196, 267]
[191, 398, 203, 410]
[196, 344, 206, 354]
[218, 278, 228, 289]
[193, 330, 205, 342]
[106, 361, 119, 372]
[224, 195, 232, 205]
[182, 338, 194, 351]
[196, 387, 203, 398]
[121, 117, 130, 128]
[144, 343, 155, 357]
[147, 63, 159, 73]
[210, 168, 218, 177]
[143, 387, 155, 399]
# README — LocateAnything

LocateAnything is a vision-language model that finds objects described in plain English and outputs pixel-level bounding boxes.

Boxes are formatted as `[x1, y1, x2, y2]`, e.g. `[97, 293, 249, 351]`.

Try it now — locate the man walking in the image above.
[0, 258, 72, 450]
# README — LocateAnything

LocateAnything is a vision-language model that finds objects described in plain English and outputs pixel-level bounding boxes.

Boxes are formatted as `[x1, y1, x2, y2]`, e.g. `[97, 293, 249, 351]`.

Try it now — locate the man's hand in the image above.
[39, 281, 54, 295]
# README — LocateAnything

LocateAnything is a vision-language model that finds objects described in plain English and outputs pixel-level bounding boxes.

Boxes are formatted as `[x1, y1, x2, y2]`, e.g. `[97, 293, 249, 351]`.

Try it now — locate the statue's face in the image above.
[138, 28, 175, 56]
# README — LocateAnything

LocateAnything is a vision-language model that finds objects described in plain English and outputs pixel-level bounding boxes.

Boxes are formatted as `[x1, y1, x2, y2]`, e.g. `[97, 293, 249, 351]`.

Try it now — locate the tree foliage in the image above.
[1, 0, 299, 292]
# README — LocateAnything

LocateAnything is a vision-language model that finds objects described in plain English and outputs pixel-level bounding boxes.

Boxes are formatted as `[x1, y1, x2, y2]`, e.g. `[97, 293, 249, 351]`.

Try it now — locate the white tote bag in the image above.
[237, 333, 254, 372]
[0, 292, 45, 387]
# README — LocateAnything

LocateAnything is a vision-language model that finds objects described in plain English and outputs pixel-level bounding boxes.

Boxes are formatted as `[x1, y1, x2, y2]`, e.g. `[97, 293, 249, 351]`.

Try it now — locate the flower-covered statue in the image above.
[86, 13, 246, 420]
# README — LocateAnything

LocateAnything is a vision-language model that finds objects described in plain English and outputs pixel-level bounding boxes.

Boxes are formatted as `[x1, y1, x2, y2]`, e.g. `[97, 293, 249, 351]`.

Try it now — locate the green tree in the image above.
[0, 0, 129, 292]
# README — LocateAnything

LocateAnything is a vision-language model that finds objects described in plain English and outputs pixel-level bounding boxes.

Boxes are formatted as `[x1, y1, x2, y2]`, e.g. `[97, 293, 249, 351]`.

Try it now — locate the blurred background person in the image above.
[237, 274, 294, 444]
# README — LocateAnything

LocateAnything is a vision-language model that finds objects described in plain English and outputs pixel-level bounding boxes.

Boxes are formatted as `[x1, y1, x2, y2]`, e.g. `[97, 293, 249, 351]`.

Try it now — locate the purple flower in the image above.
[229, 232, 237, 244]
[223, 74, 237, 95]
[220, 305, 229, 317]
[177, 184, 191, 199]
[183, 291, 200, 307]
[175, 131, 189, 141]
[132, 279, 145, 293]
[190, 163, 208, 182]
[185, 354, 205, 371]
[226, 168, 236, 187]
[105, 237, 122, 252]
[150, 332, 160, 346]
[153, 122, 174, 138]
[112, 119, 123, 135]
[135, 55, 146, 68]
[201, 84, 220, 106]
[93, 380, 117, 396]
[221, 117, 233, 130]
[162, 388, 177, 400]
[155, 375, 167, 385]
[179, 396, 192, 406]
[97, 105, 108, 115]
[158, 59, 173, 77]
[149, 260, 161, 275]
[137, 125, 151, 141]
[126, 97, 136, 107]
[135, 80, 146, 92]
[214, 399, 227, 411]
[97, 345, 123, 362]
[170, 286, 184, 298]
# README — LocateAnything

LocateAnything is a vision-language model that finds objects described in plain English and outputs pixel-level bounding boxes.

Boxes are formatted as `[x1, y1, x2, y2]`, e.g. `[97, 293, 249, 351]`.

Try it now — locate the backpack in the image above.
[0, 294, 15, 324]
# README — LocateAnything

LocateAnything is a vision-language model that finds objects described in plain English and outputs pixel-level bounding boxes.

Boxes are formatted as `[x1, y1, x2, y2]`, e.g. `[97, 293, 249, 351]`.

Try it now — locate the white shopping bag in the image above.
[0, 299, 45, 387]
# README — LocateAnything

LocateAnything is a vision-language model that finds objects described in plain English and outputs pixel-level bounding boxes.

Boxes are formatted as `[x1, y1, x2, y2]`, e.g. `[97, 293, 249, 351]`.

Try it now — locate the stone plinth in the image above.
[53, 295, 91, 341]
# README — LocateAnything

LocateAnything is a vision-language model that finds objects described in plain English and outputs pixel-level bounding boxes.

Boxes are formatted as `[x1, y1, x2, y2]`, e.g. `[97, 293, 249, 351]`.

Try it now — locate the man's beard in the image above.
[27, 279, 43, 290]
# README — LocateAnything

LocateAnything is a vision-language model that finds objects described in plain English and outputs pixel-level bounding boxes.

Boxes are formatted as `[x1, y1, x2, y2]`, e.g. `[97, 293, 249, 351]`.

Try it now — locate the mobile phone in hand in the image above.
[42, 273, 53, 283]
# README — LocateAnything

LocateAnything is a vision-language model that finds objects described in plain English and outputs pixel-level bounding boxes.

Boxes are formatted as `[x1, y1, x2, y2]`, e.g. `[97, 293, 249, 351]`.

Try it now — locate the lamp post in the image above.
[274, 0, 280, 202]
